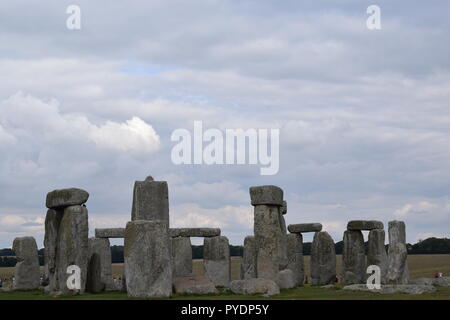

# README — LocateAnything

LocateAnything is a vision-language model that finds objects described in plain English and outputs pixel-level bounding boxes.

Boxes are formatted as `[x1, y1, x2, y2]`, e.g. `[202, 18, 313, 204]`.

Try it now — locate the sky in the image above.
[0, 0, 449, 247]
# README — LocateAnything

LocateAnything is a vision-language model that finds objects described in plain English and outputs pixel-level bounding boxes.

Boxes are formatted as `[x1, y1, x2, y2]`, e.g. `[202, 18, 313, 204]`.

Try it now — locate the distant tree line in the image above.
[1, 237, 449, 267]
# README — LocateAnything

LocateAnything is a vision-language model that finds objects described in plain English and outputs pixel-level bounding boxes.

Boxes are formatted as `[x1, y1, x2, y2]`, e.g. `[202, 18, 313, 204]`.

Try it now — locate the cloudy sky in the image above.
[0, 0, 449, 247]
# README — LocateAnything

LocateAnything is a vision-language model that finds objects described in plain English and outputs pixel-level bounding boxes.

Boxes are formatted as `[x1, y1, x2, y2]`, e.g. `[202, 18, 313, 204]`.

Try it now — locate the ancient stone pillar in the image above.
[124, 220, 172, 298]
[250, 185, 284, 281]
[12, 236, 40, 290]
[387, 220, 409, 284]
[171, 236, 193, 277]
[86, 253, 104, 293]
[278, 201, 288, 270]
[203, 236, 230, 287]
[342, 230, 366, 284]
[310, 231, 336, 285]
[240, 236, 256, 279]
[131, 176, 169, 225]
[44, 209, 62, 292]
[286, 233, 304, 287]
[56, 205, 89, 294]
[367, 229, 388, 284]
[88, 237, 114, 291]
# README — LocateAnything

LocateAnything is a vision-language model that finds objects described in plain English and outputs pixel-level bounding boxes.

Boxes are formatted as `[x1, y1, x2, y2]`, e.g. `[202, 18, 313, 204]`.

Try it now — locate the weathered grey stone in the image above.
[12, 237, 40, 290]
[288, 223, 323, 234]
[278, 212, 288, 270]
[254, 205, 284, 280]
[280, 200, 287, 215]
[342, 230, 366, 284]
[230, 279, 280, 297]
[249, 185, 283, 206]
[286, 233, 304, 286]
[387, 220, 409, 284]
[240, 236, 256, 280]
[171, 237, 192, 277]
[203, 236, 230, 287]
[95, 228, 125, 238]
[124, 220, 172, 298]
[277, 269, 296, 289]
[410, 277, 450, 286]
[56, 205, 89, 294]
[131, 176, 169, 224]
[347, 220, 384, 231]
[343, 284, 435, 294]
[44, 209, 62, 292]
[86, 253, 104, 293]
[88, 237, 114, 291]
[311, 231, 336, 285]
[46, 188, 89, 209]
[173, 275, 218, 295]
[367, 229, 388, 284]
[169, 228, 220, 238]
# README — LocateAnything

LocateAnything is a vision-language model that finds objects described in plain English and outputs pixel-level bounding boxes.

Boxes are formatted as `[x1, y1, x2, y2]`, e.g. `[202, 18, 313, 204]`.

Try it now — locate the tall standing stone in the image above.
[367, 229, 388, 284]
[171, 237, 193, 277]
[56, 205, 89, 294]
[124, 220, 172, 298]
[387, 220, 409, 284]
[88, 237, 114, 291]
[286, 233, 304, 286]
[310, 231, 336, 285]
[203, 236, 230, 287]
[44, 209, 62, 292]
[342, 230, 366, 284]
[86, 253, 104, 293]
[250, 185, 284, 281]
[240, 236, 256, 279]
[131, 176, 169, 225]
[278, 206, 288, 270]
[12, 237, 40, 290]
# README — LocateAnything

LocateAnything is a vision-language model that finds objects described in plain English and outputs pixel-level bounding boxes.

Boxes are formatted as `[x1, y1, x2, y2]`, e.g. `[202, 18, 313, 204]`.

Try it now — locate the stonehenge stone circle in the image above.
[12, 236, 40, 290]
[347, 220, 384, 231]
[286, 233, 304, 286]
[288, 223, 322, 233]
[387, 220, 409, 284]
[88, 237, 114, 290]
[124, 220, 172, 298]
[169, 228, 220, 238]
[131, 176, 169, 224]
[203, 236, 231, 287]
[342, 230, 366, 284]
[249, 185, 284, 206]
[46, 188, 89, 209]
[171, 237, 193, 277]
[95, 228, 125, 238]
[311, 231, 336, 285]
[44, 209, 62, 292]
[240, 236, 256, 280]
[367, 229, 388, 284]
[56, 205, 89, 294]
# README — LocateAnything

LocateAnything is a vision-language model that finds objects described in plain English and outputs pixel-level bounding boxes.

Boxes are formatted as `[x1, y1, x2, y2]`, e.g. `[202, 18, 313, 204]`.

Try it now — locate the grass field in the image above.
[0, 254, 449, 300]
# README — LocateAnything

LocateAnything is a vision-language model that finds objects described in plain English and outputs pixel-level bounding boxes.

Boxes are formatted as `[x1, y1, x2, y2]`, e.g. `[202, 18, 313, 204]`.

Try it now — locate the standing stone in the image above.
[86, 253, 104, 293]
[56, 205, 89, 294]
[131, 176, 169, 225]
[240, 236, 256, 279]
[342, 230, 366, 284]
[310, 231, 336, 285]
[278, 210, 288, 270]
[12, 237, 40, 290]
[171, 237, 192, 277]
[124, 220, 172, 298]
[286, 233, 304, 286]
[44, 209, 62, 292]
[367, 229, 388, 284]
[387, 220, 409, 284]
[203, 236, 230, 287]
[88, 238, 113, 290]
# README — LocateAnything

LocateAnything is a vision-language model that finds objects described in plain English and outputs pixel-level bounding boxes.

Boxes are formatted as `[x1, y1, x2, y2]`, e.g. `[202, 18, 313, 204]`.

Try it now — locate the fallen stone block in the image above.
[230, 279, 280, 297]
[343, 284, 436, 294]
[173, 275, 218, 295]
[277, 269, 296, 289]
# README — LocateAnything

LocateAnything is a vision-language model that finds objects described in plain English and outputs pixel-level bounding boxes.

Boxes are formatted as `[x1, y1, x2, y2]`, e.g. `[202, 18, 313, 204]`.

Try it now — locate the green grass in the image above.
[1, 254, 450, 300]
